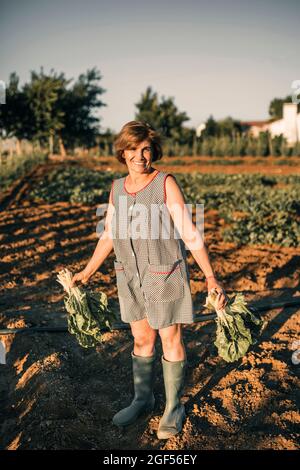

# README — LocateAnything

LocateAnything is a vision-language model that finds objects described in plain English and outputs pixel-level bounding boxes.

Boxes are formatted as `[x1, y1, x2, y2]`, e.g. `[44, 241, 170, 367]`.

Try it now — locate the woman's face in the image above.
[122, 140, 153, 173]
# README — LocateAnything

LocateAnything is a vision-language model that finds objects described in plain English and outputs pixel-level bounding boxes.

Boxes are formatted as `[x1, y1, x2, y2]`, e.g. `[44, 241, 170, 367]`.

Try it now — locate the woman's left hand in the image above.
[206, 277, 228, 310]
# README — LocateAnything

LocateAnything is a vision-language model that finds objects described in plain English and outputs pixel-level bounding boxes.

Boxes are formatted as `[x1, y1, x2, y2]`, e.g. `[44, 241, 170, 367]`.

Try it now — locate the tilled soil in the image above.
[0, 157, 299, 450]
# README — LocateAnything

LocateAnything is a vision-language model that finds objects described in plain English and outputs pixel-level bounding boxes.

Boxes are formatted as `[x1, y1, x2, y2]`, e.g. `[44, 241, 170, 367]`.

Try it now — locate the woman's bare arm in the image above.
[71, 189, 115, 285]
[164, 175, 227, 307]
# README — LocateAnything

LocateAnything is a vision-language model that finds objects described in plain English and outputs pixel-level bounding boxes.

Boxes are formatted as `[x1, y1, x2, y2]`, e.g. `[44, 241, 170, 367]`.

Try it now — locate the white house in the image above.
[197, 103, 300, 145]
[242, 103, 300, 144]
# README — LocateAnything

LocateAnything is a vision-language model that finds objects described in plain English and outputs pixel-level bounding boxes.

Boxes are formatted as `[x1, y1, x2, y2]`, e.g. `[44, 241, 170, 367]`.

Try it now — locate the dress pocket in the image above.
[114, 260, 133, 299]
[143, 259, 184, 303]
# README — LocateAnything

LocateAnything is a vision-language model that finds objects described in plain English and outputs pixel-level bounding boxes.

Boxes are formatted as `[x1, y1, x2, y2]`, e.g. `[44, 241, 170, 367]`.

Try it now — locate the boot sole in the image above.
[157, 408, 186, 440]
[112, 402, 155, 428]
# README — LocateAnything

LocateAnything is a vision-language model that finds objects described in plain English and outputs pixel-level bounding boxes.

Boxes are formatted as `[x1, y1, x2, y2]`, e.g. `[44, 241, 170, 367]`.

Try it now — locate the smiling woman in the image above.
[125, 144, 151, 161]
[114, 120, 163, 166]
[113, 120, 164, 193]
[71, 120, 227, 440]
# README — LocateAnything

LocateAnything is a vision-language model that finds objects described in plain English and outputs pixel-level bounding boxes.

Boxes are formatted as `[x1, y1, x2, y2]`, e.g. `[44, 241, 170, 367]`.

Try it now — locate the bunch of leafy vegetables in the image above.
[204, 288, 266, 362]
[57, 268, 118, 348]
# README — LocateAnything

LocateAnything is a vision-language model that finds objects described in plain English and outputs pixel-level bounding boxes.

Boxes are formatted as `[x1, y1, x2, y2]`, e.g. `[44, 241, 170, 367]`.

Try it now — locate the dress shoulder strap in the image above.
[156, 170, 178, 204]
[110, 176, 125, 206]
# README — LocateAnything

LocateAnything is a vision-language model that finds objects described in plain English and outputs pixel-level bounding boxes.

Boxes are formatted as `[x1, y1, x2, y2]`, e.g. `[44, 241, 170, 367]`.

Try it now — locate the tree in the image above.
[23, 67, 69, 153]
[97, 127, 115, 156]
[0, 67, 106, 156]
[256, 131, 270, 156]
[201, 115, 242, 139]
[269, 95, 300, 120]
[60, 67, 106, 152]
[135, 86, 191, 145]
[218, 117, 242, 137]
[0, 73, 33, 154]
[201, 115, 218, 138]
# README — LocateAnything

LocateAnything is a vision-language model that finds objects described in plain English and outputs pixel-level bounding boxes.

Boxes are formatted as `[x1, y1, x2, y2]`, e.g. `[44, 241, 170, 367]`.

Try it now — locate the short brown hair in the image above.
[114, 121, 163, 165]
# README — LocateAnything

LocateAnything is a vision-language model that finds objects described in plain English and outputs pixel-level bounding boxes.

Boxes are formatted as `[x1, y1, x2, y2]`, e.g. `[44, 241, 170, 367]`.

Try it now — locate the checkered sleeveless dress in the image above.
[111, 168, 195, 329]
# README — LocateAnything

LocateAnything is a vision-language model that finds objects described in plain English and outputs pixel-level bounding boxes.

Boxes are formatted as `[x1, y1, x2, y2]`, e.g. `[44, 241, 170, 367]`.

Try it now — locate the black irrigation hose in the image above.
[0, 297, 299, 335]
[0, 327, 69, 335]
[0, 315, 217, 335]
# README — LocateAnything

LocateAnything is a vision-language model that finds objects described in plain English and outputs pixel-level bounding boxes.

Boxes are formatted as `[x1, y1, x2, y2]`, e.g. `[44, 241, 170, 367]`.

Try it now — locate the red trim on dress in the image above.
[149, 265, 180, 275]
[111, 180, 115, 206]
[124, 169, 160, 196]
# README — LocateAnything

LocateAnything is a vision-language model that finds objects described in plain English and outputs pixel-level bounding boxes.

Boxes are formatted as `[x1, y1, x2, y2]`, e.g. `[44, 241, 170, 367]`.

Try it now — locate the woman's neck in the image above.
[126, 167, 156, 186]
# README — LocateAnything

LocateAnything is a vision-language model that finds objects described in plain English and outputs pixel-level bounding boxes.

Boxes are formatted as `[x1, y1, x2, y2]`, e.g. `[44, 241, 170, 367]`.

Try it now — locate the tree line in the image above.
[0, 67, 299, 157]
[0, 67, 106, 156]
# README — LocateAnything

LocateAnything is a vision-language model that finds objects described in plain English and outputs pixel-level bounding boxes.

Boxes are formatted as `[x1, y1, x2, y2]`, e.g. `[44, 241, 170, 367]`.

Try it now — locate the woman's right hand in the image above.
[70, 269, 92, 287]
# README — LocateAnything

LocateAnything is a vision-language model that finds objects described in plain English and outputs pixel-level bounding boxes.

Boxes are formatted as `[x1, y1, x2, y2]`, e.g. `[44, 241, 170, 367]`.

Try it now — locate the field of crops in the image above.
[27, 166, 300, 247]
[0, 156, 299, 450]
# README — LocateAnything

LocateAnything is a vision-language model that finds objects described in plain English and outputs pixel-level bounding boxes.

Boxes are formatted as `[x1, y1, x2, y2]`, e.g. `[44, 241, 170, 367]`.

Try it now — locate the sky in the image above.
[1, 0, 299, 133]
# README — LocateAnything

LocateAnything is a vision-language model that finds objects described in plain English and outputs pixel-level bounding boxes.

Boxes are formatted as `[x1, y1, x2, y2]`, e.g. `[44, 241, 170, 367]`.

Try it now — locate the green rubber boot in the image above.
[157, 354, 187, 440]
[112, 350, 156, 427]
